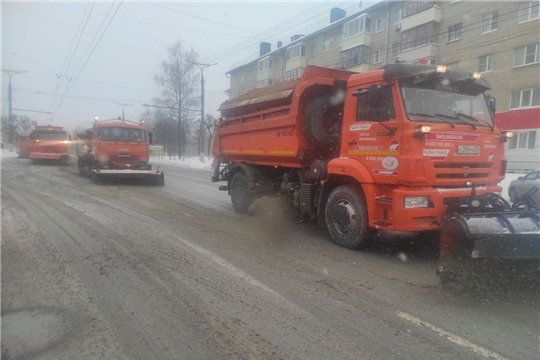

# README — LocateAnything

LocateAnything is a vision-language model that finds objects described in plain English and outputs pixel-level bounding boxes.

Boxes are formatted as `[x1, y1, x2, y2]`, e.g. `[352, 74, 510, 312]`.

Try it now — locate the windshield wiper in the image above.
[409, 112, 455, 128]
[455, 112, 494, 132]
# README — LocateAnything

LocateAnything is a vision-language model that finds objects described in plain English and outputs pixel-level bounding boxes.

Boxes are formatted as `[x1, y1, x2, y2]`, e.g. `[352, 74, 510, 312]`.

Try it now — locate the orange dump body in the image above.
[214, 66, 356, 168]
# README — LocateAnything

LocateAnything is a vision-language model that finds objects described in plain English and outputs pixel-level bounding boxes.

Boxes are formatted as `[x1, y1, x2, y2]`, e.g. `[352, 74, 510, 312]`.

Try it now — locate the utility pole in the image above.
[2, 69, 27, 144]
[114, 102, 131, 121]
[187, 61, 217, 162]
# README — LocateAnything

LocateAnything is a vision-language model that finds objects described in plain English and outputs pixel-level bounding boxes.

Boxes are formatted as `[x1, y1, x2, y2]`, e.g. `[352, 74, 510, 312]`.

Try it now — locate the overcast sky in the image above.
[1, 0, 373, 133]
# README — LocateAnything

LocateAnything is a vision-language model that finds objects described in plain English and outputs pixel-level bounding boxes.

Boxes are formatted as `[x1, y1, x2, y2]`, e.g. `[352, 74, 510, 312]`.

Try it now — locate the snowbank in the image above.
[150, 156, 213, 170]
[1, 148, 19, 158]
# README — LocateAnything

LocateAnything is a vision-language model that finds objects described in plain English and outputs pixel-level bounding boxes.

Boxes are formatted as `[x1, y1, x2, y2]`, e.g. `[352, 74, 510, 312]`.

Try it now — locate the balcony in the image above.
[285, 57, 307, 72]
[342, 32, 371, 51]
[397, 43, 438, 63]
[401, 5, 441, 31]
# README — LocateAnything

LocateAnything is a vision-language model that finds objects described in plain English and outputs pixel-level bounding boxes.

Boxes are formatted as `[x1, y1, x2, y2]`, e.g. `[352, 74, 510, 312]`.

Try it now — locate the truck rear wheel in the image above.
[230, 172, 252, 214]
[325, 185, 369, 249]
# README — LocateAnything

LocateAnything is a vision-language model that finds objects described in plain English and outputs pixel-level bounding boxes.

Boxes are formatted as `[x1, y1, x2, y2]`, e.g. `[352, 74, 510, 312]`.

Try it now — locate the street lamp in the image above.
[186, 60, 217, 162]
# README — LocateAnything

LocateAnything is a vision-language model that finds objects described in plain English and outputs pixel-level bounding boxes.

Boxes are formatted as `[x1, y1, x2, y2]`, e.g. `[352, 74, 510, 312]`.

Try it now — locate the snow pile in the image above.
[150, 156, 214, 170]
[1, 148, 19, 158]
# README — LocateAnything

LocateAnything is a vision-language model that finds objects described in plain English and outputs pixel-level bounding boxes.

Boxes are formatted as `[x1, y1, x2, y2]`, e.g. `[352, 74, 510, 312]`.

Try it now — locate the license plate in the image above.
[457, 145, 480, 155]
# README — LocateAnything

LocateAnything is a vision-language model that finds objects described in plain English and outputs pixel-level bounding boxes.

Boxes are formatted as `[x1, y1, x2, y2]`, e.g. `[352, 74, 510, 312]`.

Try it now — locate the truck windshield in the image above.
[35, 131, 67, 140]
[97, 127, 146, 142]
[400, 80, 494, 128]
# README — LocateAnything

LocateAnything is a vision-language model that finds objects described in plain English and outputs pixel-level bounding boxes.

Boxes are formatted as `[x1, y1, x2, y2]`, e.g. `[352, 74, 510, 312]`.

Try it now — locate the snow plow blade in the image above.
[441, 213, 540, 260]
[30, 152, 70, 161]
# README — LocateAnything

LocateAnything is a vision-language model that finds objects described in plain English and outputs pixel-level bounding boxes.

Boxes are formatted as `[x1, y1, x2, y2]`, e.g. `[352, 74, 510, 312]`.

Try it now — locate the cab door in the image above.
[342, 84, 403, 183]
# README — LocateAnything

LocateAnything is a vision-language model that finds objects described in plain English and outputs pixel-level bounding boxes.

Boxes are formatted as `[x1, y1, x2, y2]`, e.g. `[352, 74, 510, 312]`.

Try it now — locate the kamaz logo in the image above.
[463, 167, 470, 177]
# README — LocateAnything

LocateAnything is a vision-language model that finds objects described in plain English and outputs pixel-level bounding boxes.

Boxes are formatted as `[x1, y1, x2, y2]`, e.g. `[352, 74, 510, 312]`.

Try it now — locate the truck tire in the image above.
[325, 185, 369, 249]
[230, 172, 252, 214]
[304, 95, 341, 148]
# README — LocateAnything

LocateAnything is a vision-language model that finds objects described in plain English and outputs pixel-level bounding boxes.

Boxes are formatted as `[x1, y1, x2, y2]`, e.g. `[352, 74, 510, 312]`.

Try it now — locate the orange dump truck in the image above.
[30, 125, 70, 164]
[212, 64, 539, 283]
[17, 135, 33, 158]
[77, 119, 164, 185]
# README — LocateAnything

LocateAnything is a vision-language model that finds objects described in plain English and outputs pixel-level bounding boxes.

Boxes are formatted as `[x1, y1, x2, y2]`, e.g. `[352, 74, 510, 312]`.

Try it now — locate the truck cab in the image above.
[77, 119, 164, 185]
[29, 125, 70, 164]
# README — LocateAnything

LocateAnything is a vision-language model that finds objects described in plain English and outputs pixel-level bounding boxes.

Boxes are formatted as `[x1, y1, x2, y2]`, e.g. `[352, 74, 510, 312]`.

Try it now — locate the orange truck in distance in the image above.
[212, 64, 539, 284]
[77, 118, 164, 185]
[17, 135, 34, 158]
[29, 125, 70, 164]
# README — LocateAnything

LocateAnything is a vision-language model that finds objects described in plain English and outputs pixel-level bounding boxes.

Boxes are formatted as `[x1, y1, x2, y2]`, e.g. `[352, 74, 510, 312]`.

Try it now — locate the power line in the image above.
[144, 1, 259, 35]
[15, 88, 147, 102]
[46, 1, 251, 39]
[4, 49, 161, 94]
[54, 1, 124, 117]
[49, 0, 97, 114]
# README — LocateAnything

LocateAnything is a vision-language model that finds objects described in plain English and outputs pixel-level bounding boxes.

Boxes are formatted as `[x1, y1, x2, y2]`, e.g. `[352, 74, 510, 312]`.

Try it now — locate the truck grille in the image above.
[434, 163, 491, 169]
[109, 155, 139, 164]
[436, 173, 490, 179]
[434, 162, 491, 180]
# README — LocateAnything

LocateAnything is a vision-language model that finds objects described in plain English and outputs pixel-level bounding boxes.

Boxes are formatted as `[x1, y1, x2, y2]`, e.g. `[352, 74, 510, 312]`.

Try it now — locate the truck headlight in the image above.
[404, 196, 429, 209]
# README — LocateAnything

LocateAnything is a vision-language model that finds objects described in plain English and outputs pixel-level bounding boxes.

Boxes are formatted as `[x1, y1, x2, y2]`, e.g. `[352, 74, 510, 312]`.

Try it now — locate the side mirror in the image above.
[148, 132, 153, 145]
[487, 96, 496, 114]
[518, 176, 523, 180]
[369, 84, 383, 108]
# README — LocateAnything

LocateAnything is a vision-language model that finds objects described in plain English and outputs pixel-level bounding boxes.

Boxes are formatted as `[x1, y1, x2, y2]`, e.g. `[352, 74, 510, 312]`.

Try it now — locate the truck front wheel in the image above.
[325, 185, 369, 249]
[230, 172, 252, 214]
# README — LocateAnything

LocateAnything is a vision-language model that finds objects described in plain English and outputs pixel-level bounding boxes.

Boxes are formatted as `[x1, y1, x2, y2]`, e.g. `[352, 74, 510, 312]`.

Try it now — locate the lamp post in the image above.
[186, 61, 217, 162]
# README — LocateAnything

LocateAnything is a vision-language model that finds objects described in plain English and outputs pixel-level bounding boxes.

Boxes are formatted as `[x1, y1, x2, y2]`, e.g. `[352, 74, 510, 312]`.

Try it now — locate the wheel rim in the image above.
[331, 200, 357, 235]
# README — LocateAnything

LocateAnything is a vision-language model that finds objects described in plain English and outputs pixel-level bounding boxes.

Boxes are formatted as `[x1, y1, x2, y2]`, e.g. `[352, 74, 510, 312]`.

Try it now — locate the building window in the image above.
[337, 33, 343, 47]
[376, 17, 385, 32]
[392, 43, 401, 58]
[257, 57, 272, 73]
[276, 58, 282, 70]
[343, 16, 371, 39]
[428, 58, 437, 65]
[482, 11, 499, 33]
[479, 54, 494, 72]
[286, 43, 306, 61]
[448, 23, 462, 42]
[309, 44, 316, 57]
[340, 44, 370, 68]
[510, 88, 540, 109]
[509, 131, 537, 149]
[394, 8, 402, 26]
[519, 2, 539, 23]
[324, 39, 330, 52]
[285, 67, 304, 81]
[514, 43, 539, 66]
[374, 50, 385, 64]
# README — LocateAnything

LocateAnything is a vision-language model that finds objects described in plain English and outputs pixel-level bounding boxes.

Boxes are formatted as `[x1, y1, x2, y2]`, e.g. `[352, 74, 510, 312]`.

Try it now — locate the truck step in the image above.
[219, 185, 229, 191]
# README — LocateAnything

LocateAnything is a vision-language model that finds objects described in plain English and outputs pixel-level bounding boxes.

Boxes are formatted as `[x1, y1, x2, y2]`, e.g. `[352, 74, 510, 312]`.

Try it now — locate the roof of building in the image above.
[226, 1, 388, 75]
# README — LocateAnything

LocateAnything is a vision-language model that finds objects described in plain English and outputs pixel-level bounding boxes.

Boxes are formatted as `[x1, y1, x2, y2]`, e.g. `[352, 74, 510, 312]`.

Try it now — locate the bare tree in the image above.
[153, 40, 200, 159]
[204, 114, 218, 156]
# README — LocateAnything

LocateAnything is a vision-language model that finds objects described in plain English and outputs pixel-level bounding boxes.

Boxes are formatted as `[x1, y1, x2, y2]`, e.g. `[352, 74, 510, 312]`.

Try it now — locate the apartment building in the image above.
[226, 1, 539, 171]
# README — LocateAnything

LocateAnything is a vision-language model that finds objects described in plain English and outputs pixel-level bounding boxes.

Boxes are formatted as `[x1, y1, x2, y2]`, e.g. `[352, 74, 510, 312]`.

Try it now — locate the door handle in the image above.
[348, 140, 357, 145]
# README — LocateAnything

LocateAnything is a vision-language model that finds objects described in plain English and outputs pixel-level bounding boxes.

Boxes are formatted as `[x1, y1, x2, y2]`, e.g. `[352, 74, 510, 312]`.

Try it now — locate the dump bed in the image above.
[214, 66, 355, 168]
